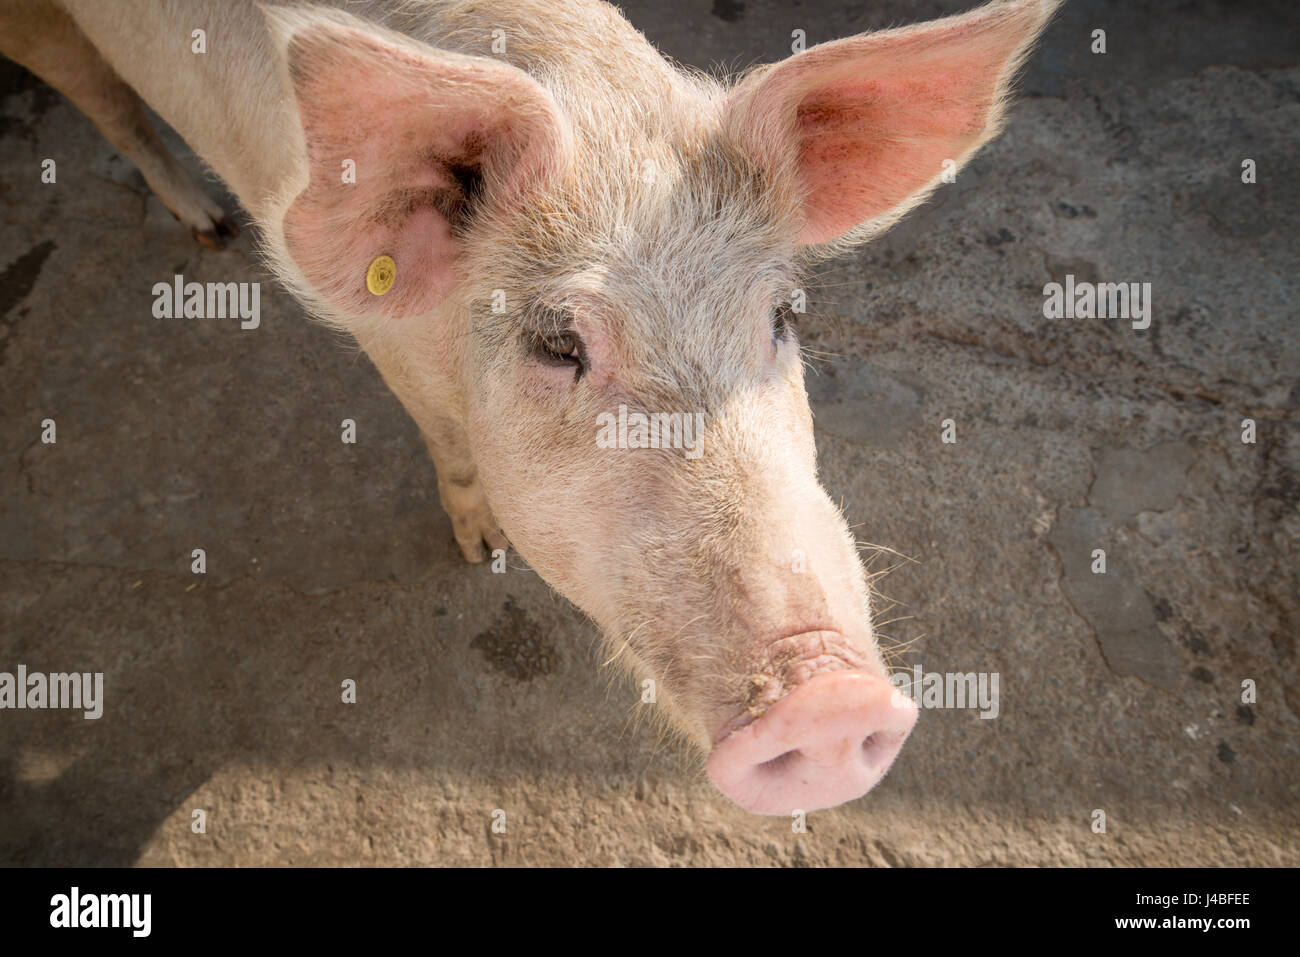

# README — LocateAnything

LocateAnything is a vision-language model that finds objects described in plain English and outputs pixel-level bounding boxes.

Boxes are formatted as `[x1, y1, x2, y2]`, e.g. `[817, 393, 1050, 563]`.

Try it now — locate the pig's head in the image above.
[263, 0, 1056, 814]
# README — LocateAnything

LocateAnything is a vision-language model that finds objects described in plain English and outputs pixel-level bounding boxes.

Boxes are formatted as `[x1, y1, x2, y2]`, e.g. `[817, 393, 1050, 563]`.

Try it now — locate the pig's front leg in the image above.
[358, 338, 507, 563]
[422, 424, 510, 564]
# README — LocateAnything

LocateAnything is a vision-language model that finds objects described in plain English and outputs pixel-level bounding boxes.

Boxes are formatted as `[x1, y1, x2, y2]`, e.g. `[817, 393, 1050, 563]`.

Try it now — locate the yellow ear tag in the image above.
[366, 255, 396, 296]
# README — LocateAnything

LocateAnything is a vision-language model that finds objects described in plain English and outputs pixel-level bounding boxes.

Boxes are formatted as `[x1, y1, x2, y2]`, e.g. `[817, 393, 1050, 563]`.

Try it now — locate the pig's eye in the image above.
[532, 330, 587, 377]
[772, 303, 796, 342]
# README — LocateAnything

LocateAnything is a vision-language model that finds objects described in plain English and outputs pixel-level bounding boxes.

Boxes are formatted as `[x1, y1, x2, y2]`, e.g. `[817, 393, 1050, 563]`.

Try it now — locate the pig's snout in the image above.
[706, 671, 918, 816]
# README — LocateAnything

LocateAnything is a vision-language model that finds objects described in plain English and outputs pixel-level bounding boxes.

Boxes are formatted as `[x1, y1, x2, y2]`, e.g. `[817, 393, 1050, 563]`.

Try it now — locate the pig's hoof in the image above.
[439, 472, 509, 563]
[191, 213, 240, 249]
[151, 171, 241, 249]
[451, 513, 510, 564]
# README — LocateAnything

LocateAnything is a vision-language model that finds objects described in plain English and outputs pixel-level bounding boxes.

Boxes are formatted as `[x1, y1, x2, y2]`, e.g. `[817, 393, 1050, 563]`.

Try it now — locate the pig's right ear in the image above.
[263, 9, 572, 323]
[724, 0, 1057, 248]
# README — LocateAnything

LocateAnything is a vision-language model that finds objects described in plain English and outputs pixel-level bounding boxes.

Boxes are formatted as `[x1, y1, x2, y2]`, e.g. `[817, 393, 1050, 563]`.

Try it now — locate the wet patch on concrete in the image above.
[0, 240, 53, 318]
[1089, 443, 1197, 523]
[471, 598, 559, 682]
[1048, 506, 1180, 691]
[0, 240, 54, 364]
[0, 60, 60, 140]
[1046, 443, 1201, 691]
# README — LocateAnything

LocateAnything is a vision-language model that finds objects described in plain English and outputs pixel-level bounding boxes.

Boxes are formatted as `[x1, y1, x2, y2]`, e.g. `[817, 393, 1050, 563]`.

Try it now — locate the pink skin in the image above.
[280, 20, 574, 327]
[727, 0, 1050, 244]
[709, 668, 919, 816]
[465, 282, 908, 814]
[266, 2, 1057, 815]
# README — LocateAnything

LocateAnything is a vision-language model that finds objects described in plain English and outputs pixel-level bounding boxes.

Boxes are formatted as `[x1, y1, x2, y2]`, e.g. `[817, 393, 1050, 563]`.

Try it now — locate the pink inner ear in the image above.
[732, 3, 1047, 245]
[795, 71, 997, 243]
[283, 93, 479, 319]
[281, 25, 566, 320]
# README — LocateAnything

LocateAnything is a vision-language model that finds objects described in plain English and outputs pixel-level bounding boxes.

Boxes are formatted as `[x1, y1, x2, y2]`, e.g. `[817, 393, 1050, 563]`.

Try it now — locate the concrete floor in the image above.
[1, 0, 1296, 865]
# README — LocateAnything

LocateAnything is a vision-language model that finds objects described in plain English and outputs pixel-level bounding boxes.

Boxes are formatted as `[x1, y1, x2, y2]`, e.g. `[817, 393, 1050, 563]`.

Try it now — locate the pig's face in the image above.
[267, 0, 1056, 814]
[452, 138, 917, 813]
[468, 148, 854, 688]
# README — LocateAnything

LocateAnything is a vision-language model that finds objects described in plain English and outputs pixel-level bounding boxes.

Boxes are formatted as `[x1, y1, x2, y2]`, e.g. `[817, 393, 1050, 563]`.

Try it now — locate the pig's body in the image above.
[0, 0, 1058, 815]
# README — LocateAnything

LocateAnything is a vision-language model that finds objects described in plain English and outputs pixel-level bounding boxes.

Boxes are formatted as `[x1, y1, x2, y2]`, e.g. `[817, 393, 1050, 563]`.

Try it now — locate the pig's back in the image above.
[54, 0, 706, 215]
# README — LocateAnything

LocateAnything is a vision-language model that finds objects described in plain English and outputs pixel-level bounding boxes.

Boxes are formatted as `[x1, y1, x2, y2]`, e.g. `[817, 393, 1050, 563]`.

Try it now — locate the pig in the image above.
[0, 0, 1058, 814]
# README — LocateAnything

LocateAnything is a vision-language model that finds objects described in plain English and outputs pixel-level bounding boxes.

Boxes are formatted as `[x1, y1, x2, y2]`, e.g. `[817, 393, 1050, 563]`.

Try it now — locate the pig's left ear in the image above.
[263, 8, 572, 322]
[725, 0, 1058, 246]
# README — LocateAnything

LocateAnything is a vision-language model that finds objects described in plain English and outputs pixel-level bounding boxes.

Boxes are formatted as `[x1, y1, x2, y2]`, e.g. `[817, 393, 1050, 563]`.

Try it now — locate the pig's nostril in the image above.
[861, 731, 898, 769]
